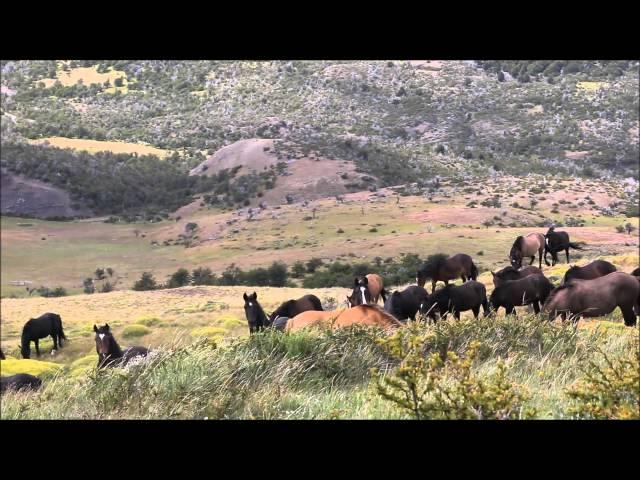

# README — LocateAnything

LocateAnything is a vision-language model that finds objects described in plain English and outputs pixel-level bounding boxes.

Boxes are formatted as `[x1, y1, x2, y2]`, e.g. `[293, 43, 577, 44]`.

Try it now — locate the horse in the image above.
[630, 267, 640, 277]
[491, 265, 544, 288]
[384, 285, 429, 321]
[489, 275, 554, 315]
[563, 260, 617, 284]
[419, 281, 489, 320]
[347, 274, 388, 307]
[543, 272, 639, 326]
[0, 374, 42, 394]
[243, 291, 323, 333]
[0, 348, 5, 360]
[509, 233, 546, 269]
[544, 226, 585, 266]
[94, 324, 149, 369]
[417, 253, 478, 293]
[284, 304, 403, 332]
[21, 313, 67, 359]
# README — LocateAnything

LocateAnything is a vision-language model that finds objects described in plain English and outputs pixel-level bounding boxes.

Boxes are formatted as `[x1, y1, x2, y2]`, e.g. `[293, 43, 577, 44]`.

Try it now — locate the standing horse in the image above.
[347, 274, 387, 307]
[416, 253, 478, 293]
[489, 275, 553, 315]
[543, 272, 639, 326]
[509, 233, 546, 269]
[94, 324, 149, 369]
[21, 313, 67, 359]
[0, 374, 42, 394]
[563, 260, 617, 284]
[544, 226, 585, 266]
[491, 265, 544, 287]
[419, 281, 489, 321]
[384, 285, 429, 321]
[243, 292, 323, 333]
[285, 304, 402, 332]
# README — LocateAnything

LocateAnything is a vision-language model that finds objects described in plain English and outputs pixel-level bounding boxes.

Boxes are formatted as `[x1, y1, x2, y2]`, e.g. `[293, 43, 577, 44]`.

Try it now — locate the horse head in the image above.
[94, 324, 114, 356]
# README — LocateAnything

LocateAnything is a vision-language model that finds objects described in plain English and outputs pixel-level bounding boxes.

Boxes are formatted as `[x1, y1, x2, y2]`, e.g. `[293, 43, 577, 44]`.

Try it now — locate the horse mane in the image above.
[271, 300, 295, 320]
[546, 226, 556, 235]
[496, 266, 518, 276]
[107, 334, 124, 358]
[419, 253, 448, 277]
[512, 236, 524, 250]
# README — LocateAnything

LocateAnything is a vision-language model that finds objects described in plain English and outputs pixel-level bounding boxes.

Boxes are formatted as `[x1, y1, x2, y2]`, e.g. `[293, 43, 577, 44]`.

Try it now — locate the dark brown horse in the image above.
[563, 260, 617, 284]
[348, 274, 387, 307]
[94, 324, 149, 368]
[242, 292, 323, 333]
[631, 267, 640, 277]
[419, 281, 489, 320]
[544, 272, 639, 326]
[417, 253, 478, 293]
[544, 226, 585, 266]
[489, 275, 554, 315]
[509, 233, 546, 269]
[491, 265, 544, 288]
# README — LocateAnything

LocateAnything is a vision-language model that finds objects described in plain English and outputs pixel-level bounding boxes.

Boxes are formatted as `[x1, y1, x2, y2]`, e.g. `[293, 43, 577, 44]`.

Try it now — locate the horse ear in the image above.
[243, 293, 248, 301]
[252, 292, 257, 299]
[491, 271, 496, 277]
[93, 325, 98, 333]
[353, 278, 359, 287]
[105, 323, 110, 330]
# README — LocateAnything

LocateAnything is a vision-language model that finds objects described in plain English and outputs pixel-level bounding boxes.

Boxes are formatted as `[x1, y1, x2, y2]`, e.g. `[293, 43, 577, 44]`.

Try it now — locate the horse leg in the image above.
[51, 334, 58, 352]
[532, 301, 540, 314]
[461, 275, 467, 283]
[529, 256, 535, 265]
[34, 339, 40, 357]
[538, 249, 543, 269]
[621, 305, 637, 327]
[432, 279, 437, 294]
[472, 306, 480, 320]
[565, 248, 570, 264]
[506, 305, 515, 316]
[454, 310, 461, 321]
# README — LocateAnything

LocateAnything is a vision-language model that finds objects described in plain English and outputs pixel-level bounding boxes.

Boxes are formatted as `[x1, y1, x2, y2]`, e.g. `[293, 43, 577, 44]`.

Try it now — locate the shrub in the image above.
[122, 324, 152, 338]
[0, 358, 63, 379]
[564, 343, 639, 419]
[375, 330, 536, 420]
[135, 316, 162, 327]
[167, 268, 192, 288]
[133, 272, 158, 291]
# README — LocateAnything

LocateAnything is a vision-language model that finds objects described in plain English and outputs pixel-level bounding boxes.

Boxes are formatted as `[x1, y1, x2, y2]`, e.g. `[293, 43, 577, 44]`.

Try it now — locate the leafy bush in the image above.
[133, 272, 158, 291]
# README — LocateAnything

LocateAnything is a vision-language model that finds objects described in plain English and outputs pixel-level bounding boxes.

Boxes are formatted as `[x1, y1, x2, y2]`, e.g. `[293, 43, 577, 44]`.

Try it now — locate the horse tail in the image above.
[380, 288, 388, 303]
[55, 315, 66, 340]
[568, 242, 585, 250]
[470, 262, 478, 281]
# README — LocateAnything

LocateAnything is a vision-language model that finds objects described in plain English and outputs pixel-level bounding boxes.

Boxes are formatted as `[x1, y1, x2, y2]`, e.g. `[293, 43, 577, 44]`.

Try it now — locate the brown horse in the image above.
[509, 233, 546, 269]
[417, 253, 478, 293]
[543, 272, 639, 326]
[563, 260, 617, 284]
[347, 274, 387, 307]
[491, 265, 544, 287]
[285, 304, 402, 332]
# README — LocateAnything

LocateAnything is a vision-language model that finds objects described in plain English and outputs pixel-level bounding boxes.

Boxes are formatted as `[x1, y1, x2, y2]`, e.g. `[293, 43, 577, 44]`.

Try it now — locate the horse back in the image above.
[286, 310, 342, 332]
[365, 274, 383, 296]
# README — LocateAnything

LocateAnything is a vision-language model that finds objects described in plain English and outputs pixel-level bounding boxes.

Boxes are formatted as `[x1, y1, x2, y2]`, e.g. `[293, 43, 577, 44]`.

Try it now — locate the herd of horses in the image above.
[1, 226, 639, 394]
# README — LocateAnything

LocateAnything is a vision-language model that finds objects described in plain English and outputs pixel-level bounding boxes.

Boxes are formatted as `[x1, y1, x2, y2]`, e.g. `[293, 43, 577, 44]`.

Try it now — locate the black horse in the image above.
[489, 275, 554, 315]
[94, 324, 149, 369]
[0, 374, 42, 394]
[631, 267, 640, 277]
[419, 281, 489, 320]
[243, 292, 323, 333]
[544, 226, 585, 266]
[416, 253, 478, 293]
[383, 286, 429, 321]
[491, 265, 544, 287]
[21, 313, 67, 359]
[563, 260, 617, 284]
[0, 348, 5, 360]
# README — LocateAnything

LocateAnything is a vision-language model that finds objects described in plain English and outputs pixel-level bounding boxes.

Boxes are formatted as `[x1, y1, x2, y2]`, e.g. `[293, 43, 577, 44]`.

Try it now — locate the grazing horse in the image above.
[384, 286, 429, 321]
[544, 226, 584, 266]
[242, 292, 323, 333]
[489, 275, 553, 315]
[0, 374, 42, 394]
[21, 313, 67, 359]
[94, 324, 149, 369]
[417, 253, 478, 293]
[491, 265, 544, 288]
[347, 274, 387, 307]
[544, 272, 640, 326]
[285, 305, 403, 332]
[563, 260, 617, 284]
[419, 281, 489, 320]
[509, 233, 546, 269]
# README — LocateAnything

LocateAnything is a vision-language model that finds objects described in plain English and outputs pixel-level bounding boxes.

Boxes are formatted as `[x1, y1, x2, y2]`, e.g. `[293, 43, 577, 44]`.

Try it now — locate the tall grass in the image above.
[1, 316, 637, 419]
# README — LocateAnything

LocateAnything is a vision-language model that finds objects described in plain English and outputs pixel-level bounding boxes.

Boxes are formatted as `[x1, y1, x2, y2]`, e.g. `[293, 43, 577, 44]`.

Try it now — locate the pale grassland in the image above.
[29, 137, 169, 158]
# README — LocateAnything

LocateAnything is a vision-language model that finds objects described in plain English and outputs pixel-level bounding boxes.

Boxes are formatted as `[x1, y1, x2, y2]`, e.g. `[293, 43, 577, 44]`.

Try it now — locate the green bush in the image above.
[122, 324, 152, 338]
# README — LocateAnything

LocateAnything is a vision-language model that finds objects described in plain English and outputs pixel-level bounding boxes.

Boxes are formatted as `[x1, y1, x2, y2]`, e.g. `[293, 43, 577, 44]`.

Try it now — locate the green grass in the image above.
[122, 325, 152, 338]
